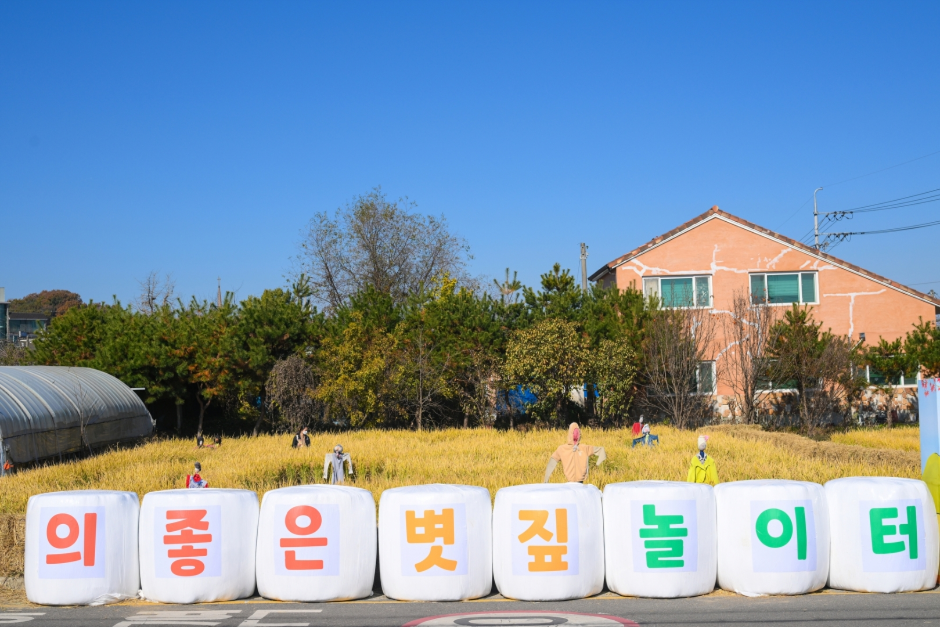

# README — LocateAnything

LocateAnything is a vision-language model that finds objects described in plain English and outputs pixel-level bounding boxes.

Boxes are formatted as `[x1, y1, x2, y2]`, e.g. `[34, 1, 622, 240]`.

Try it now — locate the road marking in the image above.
[238, 610, 323, 626]
[403, 612, 640, 626]
[0, 614, 45, 624]
[113, 610, 242, 626]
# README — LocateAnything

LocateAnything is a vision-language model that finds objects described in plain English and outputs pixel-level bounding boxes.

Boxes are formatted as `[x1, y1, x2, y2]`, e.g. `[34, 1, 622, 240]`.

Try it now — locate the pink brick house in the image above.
[590, 206, 940, 421]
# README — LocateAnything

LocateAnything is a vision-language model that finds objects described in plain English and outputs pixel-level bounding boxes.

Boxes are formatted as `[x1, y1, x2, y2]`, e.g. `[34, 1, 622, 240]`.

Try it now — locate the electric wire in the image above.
[776, 148, 940, 230]
[828, 187, 940, 214]
[835, 218, 940, 236]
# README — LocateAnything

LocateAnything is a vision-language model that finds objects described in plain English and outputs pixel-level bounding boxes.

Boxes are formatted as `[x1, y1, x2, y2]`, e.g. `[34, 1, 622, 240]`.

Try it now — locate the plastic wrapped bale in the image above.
[256, 485, 376, 602]
[826, 477, 940, 593]
[24, 490, 140, 606]
[603, 481, 716, 598]
[715, 480, 829, 596]
[378, 484, 491, 601]
[493, 483, 604, 601]
[139, 489, 259, 603]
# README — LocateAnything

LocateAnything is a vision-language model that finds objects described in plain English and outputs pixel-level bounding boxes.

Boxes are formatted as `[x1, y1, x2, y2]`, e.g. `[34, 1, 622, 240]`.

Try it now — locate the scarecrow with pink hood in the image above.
[543, 422, 607, 483]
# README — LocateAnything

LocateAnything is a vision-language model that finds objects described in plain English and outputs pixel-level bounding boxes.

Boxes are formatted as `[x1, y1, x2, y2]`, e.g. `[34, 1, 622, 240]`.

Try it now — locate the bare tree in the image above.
[295, 187, 471, 313]
[267, 356, 321, 434]
[717, 290, 781, 424]
[0, 342, 34, 365]
[61, 370, 102, 456]
[399, 321, 454, 431]
[456, 350, 498, 428]
[135, 271, 176, 315]
[642, 306, 718, 429]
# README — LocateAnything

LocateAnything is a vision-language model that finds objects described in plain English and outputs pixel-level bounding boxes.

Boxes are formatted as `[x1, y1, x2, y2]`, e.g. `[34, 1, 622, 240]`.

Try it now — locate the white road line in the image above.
[238, 609, 323, 626]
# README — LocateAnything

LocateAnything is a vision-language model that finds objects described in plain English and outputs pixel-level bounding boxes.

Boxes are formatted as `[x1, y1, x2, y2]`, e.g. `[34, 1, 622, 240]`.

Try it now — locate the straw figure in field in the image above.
[186, 462, 209, 488]
[632, 423, 659, 448]
[687, 435, 718, 486]
[544, 422, 607, 483]
[324, 444, 354, 484]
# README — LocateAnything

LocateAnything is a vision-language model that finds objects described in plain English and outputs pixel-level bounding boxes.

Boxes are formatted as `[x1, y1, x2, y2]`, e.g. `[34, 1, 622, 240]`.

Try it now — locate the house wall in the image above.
[606, 216, 936, 400]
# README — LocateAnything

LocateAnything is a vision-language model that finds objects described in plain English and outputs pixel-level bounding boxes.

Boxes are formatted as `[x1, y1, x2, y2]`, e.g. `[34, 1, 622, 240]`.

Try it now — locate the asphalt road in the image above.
[5, 590, 940, 627]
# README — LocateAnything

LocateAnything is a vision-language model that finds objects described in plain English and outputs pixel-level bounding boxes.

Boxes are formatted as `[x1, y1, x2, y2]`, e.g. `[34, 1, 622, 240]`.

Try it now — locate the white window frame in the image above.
[643, 275, 713, 309]
[749, 272, 818, 305]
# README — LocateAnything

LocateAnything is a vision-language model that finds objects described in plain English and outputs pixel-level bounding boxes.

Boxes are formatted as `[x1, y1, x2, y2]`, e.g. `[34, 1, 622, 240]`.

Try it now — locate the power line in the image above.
[823, 149, 940, 188]
[812, 184, 940, 249]
[776, 148, 940, 230]
[835, 218, 940, 236]
[818, 218, 940, 249]
[828, 187, 940, 214]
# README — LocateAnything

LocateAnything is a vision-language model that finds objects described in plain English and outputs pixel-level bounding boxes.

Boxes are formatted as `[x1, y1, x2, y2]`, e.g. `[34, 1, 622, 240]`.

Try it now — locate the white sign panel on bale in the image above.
[603, 481, 716, 598]
[493, 483, 604, 601]
[379, 484, 492, 601]
[256, 485, 376, 602]
[921, 379, 940, 472]
[139, 489, 259, 604]
[715, 480, 829, 596]
[827, 477, 939, 593]
[24, 490, 139, 606]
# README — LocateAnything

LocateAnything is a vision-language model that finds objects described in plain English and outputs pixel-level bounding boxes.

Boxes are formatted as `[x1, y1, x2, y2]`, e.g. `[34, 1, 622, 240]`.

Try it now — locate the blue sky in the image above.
[2, 1, 938, 306]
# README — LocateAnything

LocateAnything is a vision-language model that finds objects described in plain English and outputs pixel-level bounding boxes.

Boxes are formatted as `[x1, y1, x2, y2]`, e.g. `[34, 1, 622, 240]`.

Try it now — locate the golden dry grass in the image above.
[829, 424, 920, 452]
[0, 426, 921, 517]
[0, 425, 924, 578]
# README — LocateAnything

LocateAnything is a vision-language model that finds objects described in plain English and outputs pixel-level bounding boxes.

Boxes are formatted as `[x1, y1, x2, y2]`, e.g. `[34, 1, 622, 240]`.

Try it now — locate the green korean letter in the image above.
[755, 508, 793, 549]
[870, 508, 905, 555]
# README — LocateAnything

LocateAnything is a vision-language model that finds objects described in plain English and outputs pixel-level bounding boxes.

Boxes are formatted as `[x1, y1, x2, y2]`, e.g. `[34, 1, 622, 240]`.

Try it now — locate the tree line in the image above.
[3, 188, 939, 435]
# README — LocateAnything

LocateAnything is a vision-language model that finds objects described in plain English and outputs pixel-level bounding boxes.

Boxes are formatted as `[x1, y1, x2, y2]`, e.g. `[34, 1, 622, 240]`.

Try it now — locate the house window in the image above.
[696, 361, 716, 394]
[755, 359, 800, 390]
[867, 366, 919, 387]
[643, 276, 712, 308]
[750, 272, 817, 305]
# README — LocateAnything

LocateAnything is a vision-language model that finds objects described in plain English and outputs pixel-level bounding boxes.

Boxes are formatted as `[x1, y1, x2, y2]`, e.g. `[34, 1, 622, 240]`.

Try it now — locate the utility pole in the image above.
[580, 243, 589, 293]
[813, 187, 824, 250]
[217, 277, 222, 307]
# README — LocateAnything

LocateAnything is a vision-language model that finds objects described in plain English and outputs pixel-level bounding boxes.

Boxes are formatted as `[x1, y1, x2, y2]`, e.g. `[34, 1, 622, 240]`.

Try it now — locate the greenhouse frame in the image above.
[0, 366, 153, 475]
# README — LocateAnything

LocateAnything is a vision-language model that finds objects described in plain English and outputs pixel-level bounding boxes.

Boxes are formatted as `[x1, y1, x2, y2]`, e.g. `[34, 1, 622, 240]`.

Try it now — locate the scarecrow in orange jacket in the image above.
[543, 422, 607, 483]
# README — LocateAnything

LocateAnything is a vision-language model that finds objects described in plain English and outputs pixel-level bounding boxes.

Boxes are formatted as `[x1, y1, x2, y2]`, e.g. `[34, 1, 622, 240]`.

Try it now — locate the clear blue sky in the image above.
[2, 1, 938, 306]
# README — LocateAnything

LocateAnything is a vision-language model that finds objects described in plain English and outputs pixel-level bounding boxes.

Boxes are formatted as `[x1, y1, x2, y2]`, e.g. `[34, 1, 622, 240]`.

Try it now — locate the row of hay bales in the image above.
[24, 477, 940, 605]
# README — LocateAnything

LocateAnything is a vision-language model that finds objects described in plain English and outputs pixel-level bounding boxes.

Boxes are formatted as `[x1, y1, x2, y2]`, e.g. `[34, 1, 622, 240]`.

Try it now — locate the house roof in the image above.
[9, 312, 50, 320]
[589, 206, 940, 308]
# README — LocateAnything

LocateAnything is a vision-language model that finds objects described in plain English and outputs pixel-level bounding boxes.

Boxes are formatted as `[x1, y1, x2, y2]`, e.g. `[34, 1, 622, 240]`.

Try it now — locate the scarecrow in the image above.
[324, 444, 354, 484]
[544, 422, 607, 483]
[186, 462, 209, 488]
[687, 435, 718, 485]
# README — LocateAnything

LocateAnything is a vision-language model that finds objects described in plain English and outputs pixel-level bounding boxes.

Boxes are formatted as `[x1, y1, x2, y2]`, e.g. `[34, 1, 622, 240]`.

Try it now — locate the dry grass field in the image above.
[0, 424, 923, 578]
[828, 424, 920, 452]
[0, 425, 921, 515]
